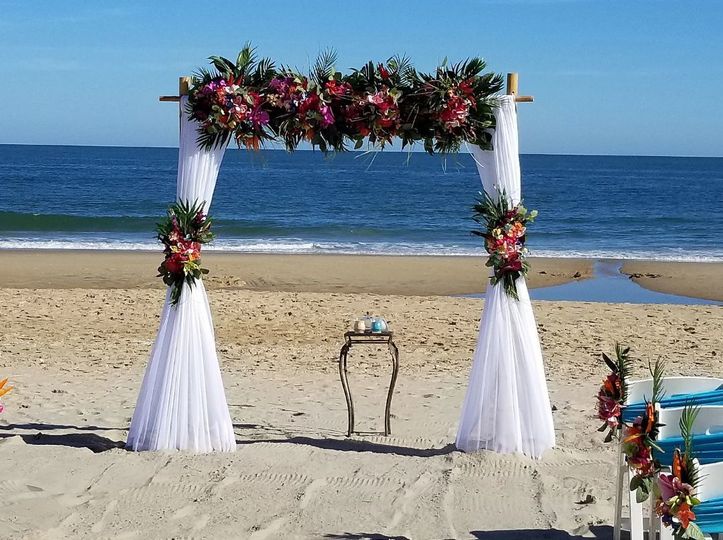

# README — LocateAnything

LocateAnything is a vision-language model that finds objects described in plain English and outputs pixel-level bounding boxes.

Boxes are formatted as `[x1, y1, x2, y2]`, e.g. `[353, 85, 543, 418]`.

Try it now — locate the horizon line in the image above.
[1, 142, 722, 160]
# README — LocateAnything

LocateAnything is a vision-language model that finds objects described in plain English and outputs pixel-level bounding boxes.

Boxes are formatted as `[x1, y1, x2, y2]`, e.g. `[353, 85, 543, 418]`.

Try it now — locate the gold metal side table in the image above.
[338, 331, 399, 437]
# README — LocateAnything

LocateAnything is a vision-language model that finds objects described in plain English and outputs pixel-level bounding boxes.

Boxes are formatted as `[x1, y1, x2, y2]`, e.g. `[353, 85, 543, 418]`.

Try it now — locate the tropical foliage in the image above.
[186, 44, 503, 153]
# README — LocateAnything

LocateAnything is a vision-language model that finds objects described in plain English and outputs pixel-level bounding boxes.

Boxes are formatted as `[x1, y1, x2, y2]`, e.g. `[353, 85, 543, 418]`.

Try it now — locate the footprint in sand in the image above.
[91, 499, 118, 534]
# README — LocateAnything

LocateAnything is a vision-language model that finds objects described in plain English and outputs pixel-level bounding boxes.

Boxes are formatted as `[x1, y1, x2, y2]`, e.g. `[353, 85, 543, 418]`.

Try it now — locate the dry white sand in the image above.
[1, 284, 721, 538]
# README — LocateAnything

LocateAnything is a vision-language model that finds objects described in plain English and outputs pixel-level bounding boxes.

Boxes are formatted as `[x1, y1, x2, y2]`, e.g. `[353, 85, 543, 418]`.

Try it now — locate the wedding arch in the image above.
[126, 47, 554, 458]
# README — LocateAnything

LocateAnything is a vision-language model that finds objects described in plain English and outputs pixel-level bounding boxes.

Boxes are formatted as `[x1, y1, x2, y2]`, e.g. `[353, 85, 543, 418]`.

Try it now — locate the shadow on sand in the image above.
[322, 528, 620, 540]
[471, 526, 623, 539]
[0, 423, 125, 452]
[236, 436, 456, 458]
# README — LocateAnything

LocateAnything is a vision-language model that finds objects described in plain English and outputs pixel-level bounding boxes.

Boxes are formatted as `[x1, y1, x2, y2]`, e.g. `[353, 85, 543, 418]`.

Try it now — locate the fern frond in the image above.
[312, 48, 337, 85]
[208, 55, 236, 77]
[236, 42, 257, 73]
[255, 57, 276, 82]
[649, 358, 666, 404]
[615, 343, 632, 403]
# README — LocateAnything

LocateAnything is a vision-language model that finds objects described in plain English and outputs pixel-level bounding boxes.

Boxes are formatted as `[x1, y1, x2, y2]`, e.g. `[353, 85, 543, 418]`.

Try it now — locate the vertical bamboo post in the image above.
[179, 76, 191, 96]
[506, 72, 519, 96]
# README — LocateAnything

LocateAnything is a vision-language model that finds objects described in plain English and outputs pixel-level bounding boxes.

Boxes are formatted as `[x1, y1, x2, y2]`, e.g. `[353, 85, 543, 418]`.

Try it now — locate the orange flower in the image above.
[672, 450, 683, 480]
[0, 378, 13, 398]
[677, 502, 696, 528]
[624, 425, 643, 443]
[244, 136, 261, 151]
[644, 403, 655, 434]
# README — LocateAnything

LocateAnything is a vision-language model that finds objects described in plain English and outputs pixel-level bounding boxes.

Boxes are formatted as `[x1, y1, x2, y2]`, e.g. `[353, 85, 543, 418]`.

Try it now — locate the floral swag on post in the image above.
[472, 190, 537, 299]
[157, 201, 213, 306]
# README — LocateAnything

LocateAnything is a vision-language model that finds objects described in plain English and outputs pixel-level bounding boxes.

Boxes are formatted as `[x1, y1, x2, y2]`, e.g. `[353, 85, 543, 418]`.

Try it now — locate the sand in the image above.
[5, 251, 592, 295]
[621, 260, 723, 302]
[0, 253, 722, 539]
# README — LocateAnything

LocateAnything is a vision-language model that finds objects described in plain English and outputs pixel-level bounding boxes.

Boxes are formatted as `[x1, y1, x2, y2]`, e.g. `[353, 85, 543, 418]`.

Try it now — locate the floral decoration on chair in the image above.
[596, 343, 631, 442]
[0, 378, 13, 413]
[624, 360, 665, 502]
[656, 406, 704, 540]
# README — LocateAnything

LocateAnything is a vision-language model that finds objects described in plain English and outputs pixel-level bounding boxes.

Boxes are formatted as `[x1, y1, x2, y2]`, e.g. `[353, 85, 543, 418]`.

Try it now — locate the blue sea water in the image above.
[1, 144, 722, 261]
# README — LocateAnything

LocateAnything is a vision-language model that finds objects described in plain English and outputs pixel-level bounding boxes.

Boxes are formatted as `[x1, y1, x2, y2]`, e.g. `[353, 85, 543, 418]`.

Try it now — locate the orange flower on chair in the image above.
[677, 502, 696, 529]
[0, 378, 13, 413]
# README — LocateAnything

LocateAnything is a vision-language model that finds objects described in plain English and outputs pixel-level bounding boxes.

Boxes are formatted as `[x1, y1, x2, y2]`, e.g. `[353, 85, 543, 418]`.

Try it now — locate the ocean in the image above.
[1, 144, 722, 262]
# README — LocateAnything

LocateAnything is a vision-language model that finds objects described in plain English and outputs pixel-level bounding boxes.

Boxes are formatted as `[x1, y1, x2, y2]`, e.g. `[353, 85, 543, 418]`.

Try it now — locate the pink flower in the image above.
[598, 395, 621, 428]
[368, 91, 386, 106]
[168, 228, 183, 244]
[658, 473, 676, 500]
[628, 444, 652, 472]
[319, 104, 335, 127]
[251, 107, 270, 127]
[0, 403, 4, 413]
[672, 476, 695, 497]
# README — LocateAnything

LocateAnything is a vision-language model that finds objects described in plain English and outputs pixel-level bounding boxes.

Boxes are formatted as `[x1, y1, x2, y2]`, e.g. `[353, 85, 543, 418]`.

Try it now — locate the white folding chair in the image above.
[614, 377, 723, 540]
[658, 406, 723, 440]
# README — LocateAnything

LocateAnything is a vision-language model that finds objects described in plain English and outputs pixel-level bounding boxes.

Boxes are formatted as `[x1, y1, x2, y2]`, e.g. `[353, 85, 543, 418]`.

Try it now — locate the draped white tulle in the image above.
[455, 96, 555, 458]
[127, 98, 236, 452]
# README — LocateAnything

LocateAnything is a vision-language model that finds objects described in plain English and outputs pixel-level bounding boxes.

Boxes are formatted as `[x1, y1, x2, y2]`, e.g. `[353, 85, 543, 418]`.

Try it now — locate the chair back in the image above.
[697, 460, 723, 502]
[626, 377, 723, 405]
[658, 405, 723, 440]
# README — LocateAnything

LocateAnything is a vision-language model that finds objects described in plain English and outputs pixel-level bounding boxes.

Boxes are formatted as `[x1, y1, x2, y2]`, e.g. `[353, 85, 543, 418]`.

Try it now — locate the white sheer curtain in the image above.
[455, 96, 555, 458]
[127, 97, 236, 452]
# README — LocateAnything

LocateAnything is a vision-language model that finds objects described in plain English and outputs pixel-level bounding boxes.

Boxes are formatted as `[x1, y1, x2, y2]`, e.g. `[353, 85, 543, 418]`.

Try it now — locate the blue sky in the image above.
[1, 0, 722, 156]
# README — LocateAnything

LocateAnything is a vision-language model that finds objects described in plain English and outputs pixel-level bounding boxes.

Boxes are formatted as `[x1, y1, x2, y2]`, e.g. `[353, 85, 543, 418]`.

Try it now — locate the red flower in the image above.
[458, 79, 476, 100]
[501, 259, 523, 272]
[164, 252, 187, 274]
[439, 95, 470, 130]
[325, 80, 351, 97]
[378, 117, 395, 129]
[378, 63, 390, 79]
[299, 93, 320, 115]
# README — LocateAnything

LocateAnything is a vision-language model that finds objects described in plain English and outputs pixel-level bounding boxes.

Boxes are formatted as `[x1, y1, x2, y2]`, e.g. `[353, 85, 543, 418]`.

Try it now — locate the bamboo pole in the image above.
[159, 76, 190, 102]
[507, 72, 534, 103]
[179, 76, 191, 96]
[507, 72, 519, 96]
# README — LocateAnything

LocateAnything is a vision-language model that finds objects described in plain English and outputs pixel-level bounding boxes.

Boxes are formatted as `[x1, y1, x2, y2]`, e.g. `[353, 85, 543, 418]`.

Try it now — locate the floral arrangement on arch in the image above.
[656, 406, 704, 540]
[472, 189, 537, 299]
[156, 201, 213, 306]
[186, 44, 503, 153]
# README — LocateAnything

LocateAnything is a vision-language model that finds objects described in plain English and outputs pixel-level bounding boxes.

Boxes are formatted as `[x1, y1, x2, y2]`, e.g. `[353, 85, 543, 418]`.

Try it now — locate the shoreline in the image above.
[2, 249, 721, 300]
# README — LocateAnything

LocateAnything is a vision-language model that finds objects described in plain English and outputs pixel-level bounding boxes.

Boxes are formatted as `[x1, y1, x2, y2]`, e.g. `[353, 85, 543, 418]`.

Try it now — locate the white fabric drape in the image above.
[127, 97, 236, 452]
[455, 96, 555, 458]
